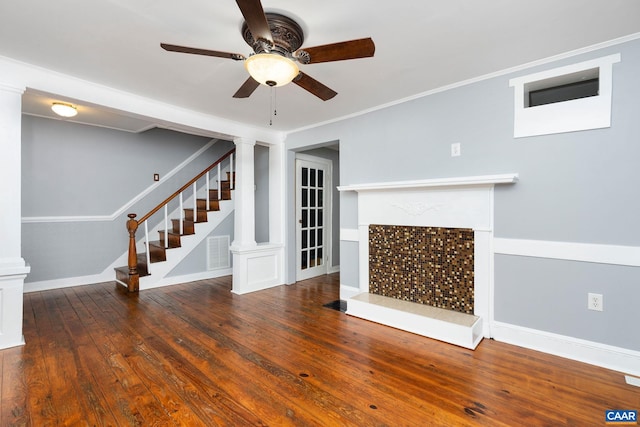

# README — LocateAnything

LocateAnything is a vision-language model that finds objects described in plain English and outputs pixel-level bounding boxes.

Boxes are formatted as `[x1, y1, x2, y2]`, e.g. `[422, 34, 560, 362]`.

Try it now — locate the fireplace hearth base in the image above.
[347, 292, 483, 349]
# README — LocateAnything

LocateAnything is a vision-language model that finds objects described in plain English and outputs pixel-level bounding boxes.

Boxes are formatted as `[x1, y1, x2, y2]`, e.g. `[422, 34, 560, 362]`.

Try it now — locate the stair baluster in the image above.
[144, 220, 151, 274]
[193, 182, 197, 220]
[178, 193, 183, 235]
[163, 204, 169, 248]
[217, 163, 222, 200]
[206, 171, 210, 211]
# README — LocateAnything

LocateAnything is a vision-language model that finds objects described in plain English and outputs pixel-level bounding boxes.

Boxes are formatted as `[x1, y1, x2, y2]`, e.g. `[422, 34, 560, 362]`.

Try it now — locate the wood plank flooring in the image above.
[1, 273, 638, 426]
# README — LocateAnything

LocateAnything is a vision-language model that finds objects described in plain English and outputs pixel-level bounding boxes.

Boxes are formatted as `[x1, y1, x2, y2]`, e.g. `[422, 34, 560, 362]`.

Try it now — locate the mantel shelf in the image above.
[337, 173, 518, 192]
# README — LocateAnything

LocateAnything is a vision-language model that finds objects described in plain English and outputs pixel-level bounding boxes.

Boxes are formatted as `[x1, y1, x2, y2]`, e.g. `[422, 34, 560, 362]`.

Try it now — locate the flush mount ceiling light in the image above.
[244, 53, 299, 87]
[51, 102, 78, 118]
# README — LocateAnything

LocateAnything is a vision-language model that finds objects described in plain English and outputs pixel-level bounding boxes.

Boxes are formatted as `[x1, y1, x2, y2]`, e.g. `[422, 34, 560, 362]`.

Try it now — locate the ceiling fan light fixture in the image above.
[51, 102, 78, 118]
[244, 53, 299, 87]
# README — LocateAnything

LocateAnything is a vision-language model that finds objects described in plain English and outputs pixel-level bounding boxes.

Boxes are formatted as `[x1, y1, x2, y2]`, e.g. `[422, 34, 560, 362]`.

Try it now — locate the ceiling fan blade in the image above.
[297, 38, 375, 64]
[233, 77, 261, 98]
[293, 72, 337, 101]
[235, 0, 273, 44]
[161, 43, 245, 61]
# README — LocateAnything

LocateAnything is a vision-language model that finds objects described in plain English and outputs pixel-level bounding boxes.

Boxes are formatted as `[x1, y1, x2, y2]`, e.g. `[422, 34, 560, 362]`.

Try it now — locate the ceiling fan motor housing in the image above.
[242, 13, 304, 58]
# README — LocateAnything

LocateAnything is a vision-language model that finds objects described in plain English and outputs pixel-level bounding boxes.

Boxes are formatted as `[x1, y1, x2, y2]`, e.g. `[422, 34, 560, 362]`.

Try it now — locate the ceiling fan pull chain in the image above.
[269, 86, 273, 126]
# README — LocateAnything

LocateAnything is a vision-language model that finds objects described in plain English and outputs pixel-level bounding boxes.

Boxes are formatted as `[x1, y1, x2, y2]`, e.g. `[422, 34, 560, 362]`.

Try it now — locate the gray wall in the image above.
[285, 38, 640, 351]
[167, 214, 234, 277]
[254, 144, 270, 243]
[21, 115, 234, 284]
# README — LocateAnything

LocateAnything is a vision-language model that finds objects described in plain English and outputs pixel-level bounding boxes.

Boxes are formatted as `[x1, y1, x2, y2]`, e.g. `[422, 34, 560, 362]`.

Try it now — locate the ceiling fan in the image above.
[161, 0, 375, 101]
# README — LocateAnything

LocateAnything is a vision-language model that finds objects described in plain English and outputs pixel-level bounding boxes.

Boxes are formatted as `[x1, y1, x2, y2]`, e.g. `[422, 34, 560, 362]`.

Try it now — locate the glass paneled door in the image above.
[296, 158, 328, 281]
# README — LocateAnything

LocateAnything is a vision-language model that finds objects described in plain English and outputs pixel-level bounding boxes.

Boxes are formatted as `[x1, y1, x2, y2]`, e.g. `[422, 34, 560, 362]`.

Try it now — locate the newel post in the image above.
[126, 213, 140, 292]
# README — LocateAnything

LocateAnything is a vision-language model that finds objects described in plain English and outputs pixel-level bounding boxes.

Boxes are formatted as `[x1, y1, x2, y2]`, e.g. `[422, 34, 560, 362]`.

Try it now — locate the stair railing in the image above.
[124, 148, 235, 291]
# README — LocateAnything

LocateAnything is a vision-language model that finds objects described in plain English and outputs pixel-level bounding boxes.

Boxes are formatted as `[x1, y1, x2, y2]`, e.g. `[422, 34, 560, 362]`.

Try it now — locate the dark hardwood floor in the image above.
[1, 273, 637, 426]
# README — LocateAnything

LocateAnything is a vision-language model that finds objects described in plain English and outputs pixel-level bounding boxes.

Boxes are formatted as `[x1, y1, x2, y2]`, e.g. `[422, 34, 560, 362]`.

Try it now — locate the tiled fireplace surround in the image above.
[338, 174, 517, 349]
[369, 224, 475, 315]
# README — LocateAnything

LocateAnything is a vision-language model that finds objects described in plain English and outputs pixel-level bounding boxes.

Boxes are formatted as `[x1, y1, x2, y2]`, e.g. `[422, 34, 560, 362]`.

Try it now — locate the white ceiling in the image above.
[2, 0, 640, 133]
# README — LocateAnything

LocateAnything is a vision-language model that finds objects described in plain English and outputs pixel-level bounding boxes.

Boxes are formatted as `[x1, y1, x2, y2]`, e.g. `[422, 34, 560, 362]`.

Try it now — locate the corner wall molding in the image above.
[22, 139, 218, 223]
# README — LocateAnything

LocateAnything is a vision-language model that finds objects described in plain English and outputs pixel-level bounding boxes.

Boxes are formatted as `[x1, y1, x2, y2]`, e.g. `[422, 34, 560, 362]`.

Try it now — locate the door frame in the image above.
[295, 153, 333, 282]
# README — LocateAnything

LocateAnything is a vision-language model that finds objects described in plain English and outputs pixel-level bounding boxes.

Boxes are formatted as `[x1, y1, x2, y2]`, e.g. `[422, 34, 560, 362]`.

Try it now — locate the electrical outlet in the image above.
[153, 173, 160, 182]
[588, 293, 603, 311]
[451, 143, 461, 157]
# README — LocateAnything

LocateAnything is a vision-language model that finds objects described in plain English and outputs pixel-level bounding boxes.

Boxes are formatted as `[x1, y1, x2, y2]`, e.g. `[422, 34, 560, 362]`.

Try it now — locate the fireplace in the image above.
[369, 224, 475, 314]
[337, 174, 518, 349]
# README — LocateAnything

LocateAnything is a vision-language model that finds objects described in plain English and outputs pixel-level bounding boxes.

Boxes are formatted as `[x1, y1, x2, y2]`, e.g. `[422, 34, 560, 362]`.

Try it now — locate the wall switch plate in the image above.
[153, 173, 160, 182]
[588, 293, 603, 311]
[451, 143, 461, 157]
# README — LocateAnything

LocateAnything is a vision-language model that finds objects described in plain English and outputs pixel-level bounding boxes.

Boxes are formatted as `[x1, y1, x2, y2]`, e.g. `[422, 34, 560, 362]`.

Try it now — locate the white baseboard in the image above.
[327, 265, 340, 274]
[340, 284, 360, 300]
[141, 268, 232, 290]
[25, 268, 233, 293]
[492, 321, 640, 377]
[24, 271, 113, 293]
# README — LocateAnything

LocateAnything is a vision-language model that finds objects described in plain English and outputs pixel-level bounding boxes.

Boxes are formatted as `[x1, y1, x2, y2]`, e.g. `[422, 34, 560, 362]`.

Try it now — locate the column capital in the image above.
[233, 136, 256, 147]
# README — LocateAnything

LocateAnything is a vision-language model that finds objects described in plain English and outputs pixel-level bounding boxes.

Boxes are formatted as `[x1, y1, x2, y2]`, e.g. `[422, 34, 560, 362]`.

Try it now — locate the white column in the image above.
[0, 82, 30, 349]
[230, 137, 285, 295]
[231, 137, 257, 249]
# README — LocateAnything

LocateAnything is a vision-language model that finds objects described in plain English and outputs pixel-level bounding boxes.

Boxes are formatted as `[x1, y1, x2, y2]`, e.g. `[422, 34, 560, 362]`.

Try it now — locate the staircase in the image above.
[115, 149, 235, 292]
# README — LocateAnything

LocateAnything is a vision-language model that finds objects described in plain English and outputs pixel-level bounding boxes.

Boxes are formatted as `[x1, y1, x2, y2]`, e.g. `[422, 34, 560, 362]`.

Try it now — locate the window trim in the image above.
[509, 54, 620, 138]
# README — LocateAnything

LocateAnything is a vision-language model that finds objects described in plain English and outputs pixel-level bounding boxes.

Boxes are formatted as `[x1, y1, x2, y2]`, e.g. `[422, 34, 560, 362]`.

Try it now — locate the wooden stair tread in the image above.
[183, 208, 208, 222]
[149, 240, 179, 249]
[115, 265, 149, 278]
[197, 198, 220, 211]
[158, 230, 182, 248]
[171, 218, 195, 235]
[209, 189, 231, 200]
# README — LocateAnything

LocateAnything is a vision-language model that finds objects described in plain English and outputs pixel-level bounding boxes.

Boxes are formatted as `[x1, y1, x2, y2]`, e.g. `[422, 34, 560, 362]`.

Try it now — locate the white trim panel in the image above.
[494, 238, 640, 267]
[492, 321, 640, 377]
[0, 270, 29, 349]
[231, 244, 284, 295]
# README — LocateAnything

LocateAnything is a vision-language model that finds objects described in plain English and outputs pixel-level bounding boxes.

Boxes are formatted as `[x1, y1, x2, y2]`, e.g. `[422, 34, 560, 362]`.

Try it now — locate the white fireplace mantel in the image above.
[337, 173, 518, 193]
[338, 173, 518, 349]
